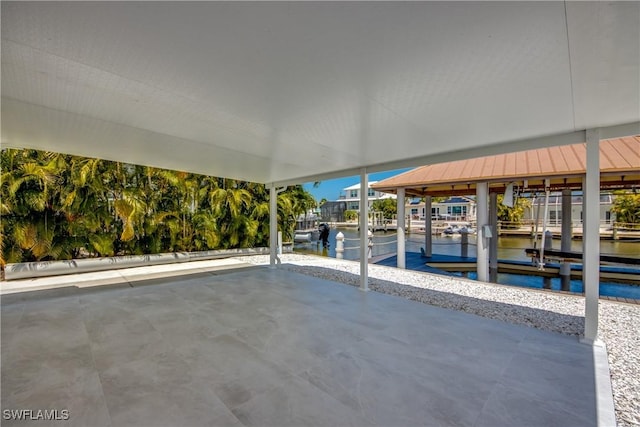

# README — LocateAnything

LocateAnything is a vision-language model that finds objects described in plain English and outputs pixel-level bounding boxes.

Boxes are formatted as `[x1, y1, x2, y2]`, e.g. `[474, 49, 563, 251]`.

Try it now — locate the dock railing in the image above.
[336, 229, 406, 260]
[613, 221, 640, 230]
[335, 229, 478, 261]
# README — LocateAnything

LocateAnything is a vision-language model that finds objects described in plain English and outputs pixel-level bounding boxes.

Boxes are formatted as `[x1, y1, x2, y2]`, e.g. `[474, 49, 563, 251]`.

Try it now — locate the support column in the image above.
[489, 191, 498, 283]
[560, 189, 573, 291]
[269, 186, 278, 268]
[583, 129, 600, 343]
[476, 182, 489, 282]
[359, 168, 369, 291]
[397, 188, 406, 269]
[424, 196, 432, 257]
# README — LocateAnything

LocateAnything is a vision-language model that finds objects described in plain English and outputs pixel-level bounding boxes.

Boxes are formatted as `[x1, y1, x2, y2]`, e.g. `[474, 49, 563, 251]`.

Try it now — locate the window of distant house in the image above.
[368, 188, 375, 197]
[350, 190, 358, 198]
[448, 206, 466, 215]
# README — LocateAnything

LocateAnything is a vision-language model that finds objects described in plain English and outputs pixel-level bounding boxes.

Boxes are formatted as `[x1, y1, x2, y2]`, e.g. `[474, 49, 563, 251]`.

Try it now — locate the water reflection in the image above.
[293, 226, 640, 299]
[294, 227, 640, 262]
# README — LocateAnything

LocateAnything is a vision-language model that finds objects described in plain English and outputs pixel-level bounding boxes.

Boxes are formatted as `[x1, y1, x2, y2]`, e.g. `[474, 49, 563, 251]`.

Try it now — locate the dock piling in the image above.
[336, 232, 344, 259]
[476, 182, 489, 282]
[560, 189, 572, 291]
[424, 196, 432, 257]
[460, 228, 469, 258]
[489, 192, 498, 283]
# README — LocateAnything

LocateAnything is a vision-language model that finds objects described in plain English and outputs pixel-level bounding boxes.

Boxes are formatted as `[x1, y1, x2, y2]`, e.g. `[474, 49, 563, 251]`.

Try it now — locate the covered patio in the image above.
[2, 263, 603, 427]
[2, 2, 639, 426]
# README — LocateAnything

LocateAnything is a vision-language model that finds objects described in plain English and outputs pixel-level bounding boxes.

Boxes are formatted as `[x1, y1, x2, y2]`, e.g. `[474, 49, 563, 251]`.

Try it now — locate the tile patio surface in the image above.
[1, 266, 599, 426]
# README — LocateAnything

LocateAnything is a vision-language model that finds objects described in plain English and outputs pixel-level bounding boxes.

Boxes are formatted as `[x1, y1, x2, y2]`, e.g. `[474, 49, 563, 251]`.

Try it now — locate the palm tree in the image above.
[210, 179, 255, 248]
[275, 185, 317, 241]
[60, 156, 115, 256]
[1, 148, 326, 264]
[1, 149, 73, 262]
[249, 183, 270, 247]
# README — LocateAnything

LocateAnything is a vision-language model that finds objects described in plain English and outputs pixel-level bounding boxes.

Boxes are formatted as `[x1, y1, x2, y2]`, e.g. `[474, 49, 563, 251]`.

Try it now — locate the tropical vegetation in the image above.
[344, 210, 358, 221]
[371, 198, 397, 219]
[0, 149, 316, 267]
[611, 191, 640, 228]
[497, 194, 531, 228]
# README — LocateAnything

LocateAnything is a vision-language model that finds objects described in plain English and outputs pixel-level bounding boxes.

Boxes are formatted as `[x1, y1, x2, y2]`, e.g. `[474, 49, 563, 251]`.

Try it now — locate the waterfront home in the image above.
[525, 192, 616, 226]
[407, 196, 477, 221]
[338, 181, 396, 213]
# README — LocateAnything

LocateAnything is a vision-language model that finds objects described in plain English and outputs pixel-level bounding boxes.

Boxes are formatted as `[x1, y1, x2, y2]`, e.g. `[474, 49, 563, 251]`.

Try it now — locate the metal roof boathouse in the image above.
[372, 134, 640, 291]
[373, 136, 640, 197]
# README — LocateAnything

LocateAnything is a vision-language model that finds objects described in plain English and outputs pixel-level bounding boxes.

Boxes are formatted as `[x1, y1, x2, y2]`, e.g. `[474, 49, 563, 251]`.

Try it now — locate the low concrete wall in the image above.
[3, 247, 284, 281]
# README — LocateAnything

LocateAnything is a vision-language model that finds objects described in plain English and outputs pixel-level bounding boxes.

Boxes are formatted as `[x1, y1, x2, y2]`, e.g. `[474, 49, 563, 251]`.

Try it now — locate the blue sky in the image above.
[303, 168, 411, 202]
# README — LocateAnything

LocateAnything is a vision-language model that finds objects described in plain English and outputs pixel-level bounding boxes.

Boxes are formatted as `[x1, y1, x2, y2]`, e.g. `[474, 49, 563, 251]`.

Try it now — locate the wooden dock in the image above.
[499, 227, 640, 240]
[330, 220, 640, 239]
[374, 252, 640, 285]
[425, 260, 640, 284]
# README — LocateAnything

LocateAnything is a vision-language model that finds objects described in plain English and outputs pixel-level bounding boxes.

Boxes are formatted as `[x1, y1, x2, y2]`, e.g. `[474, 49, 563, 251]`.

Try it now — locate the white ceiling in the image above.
[2, 2, 639, 185]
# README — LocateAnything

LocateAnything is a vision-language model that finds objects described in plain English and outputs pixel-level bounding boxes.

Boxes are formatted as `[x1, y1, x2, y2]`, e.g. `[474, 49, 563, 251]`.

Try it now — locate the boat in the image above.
[294, 229, 320, 242]
[442, 225, 459, 235]
[294, 210, 320, 243]
[442, 222, 476, 236]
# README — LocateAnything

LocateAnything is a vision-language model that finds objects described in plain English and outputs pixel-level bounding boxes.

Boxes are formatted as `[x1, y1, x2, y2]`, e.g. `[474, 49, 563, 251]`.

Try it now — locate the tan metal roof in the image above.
[372, 136, 640, 197]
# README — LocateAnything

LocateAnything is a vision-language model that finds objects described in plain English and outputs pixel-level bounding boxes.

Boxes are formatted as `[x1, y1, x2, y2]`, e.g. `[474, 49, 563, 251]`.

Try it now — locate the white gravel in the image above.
[235, 253, 640, 427]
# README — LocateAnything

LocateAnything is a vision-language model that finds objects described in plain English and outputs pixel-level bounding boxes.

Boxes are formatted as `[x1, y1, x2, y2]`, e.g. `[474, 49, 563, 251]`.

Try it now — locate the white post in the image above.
[583, 129, 600, 344]
[533, 195, 543, 245]
[476, 182, 489, 282]
[336, 232, 344, 259]
[397, 187, 406, 269]
[359, 168, 369, 291]
[539, 183, 551, 270]
[278, 231, 283, 257]
[489, 191, 498, 282]
[560, 189, 572, 291]
[269, 186, 278, 268]
[424, 195, 432, 257]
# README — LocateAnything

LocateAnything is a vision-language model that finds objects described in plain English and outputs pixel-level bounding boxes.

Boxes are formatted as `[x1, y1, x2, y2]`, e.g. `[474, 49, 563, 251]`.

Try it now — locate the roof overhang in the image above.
[376, 175, 640, 199]
[372, 136, 640, 197]
[2, 2, 639, 184]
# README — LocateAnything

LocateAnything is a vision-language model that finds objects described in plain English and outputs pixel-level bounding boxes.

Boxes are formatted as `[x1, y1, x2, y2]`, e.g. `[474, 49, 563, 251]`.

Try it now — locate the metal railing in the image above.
[336, 231, 480, 260]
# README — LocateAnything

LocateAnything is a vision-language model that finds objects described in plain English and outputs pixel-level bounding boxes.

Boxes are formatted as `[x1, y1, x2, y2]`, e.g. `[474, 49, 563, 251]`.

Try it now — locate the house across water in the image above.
[526, 192, 616, 226]
[407, 196, 477, 221]
[337, 181, 396, 212]
[404, 192, 617, 226]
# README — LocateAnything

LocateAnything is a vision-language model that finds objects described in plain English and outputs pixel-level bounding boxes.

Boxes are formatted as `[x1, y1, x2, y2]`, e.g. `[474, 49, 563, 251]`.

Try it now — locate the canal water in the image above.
[294, 227, 640, 299]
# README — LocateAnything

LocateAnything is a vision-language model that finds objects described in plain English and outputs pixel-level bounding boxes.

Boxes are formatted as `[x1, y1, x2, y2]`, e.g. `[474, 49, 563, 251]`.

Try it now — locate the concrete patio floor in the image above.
[1, 265, 603, 426]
